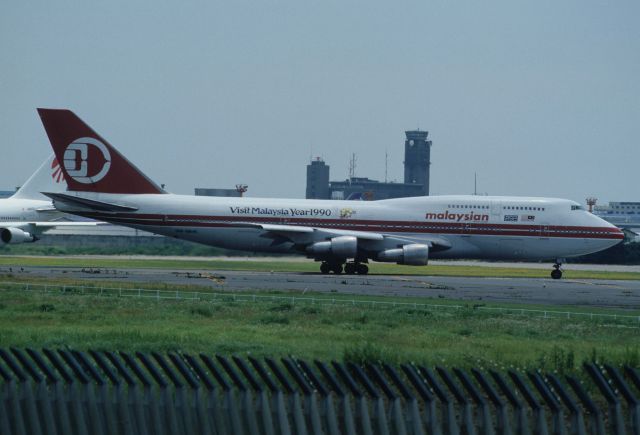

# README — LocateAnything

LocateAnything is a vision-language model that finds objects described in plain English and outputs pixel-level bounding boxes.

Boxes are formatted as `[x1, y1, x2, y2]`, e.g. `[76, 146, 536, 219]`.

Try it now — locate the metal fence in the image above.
[1, 347, 640, 435]
[2, 280, 639, 324]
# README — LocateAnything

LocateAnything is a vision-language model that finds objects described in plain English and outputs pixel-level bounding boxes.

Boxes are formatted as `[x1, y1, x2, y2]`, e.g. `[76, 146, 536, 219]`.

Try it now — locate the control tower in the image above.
[306, 158, 330, 199]
[403, 130, 432, 196]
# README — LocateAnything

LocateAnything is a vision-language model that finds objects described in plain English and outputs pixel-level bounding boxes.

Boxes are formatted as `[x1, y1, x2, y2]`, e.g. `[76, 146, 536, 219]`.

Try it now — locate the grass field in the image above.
[1, 255, 639, 280]
[1, 277, 638, 373]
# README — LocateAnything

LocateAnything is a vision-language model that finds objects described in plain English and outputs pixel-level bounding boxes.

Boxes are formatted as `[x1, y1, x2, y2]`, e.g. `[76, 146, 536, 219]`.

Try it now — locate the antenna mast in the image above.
[385, 150, 388, 183]
[348, 153, 357, 180]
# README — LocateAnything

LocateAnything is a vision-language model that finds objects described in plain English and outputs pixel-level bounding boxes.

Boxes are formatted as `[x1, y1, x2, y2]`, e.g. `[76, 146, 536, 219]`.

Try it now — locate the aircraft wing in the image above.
[3, 221, 103, 234]
[230, 221, 452, 251]
[35, 205, 58, 212]
[30, 221, 104, 229]
[1, 221, 105, 244]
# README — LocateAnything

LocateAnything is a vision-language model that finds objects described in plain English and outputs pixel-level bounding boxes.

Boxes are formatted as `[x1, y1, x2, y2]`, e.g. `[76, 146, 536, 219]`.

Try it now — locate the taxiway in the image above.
[4, 265, 640, 309]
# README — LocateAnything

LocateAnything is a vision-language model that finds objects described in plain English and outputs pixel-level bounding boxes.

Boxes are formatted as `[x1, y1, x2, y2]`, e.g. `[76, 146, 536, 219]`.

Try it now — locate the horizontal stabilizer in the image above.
[43, 192, 138, 212]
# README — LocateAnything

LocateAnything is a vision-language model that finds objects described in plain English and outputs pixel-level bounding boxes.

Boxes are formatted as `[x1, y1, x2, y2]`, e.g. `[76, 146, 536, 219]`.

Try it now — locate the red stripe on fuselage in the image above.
[77, 212, 624, 240]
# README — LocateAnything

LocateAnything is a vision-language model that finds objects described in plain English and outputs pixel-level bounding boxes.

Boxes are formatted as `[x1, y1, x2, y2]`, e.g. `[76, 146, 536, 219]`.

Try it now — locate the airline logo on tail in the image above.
[38, 108, 164, 194]
[63, 137, 111, 184]
[51, 158, 65, 183]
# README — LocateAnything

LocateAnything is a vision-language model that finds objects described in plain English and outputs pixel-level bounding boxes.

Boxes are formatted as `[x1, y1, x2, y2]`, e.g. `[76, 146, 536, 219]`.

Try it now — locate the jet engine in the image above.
[0, 227, 36, 244]
[376, 244, 429, 265]
[306, 236, 358, 258]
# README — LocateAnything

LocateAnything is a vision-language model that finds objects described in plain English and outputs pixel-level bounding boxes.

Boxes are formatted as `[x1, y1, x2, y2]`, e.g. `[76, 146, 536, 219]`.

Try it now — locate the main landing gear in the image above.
[320, 262, 342, 274]
[345, 262, 369, 275]
[320, 261, 369, 275]
[551, 261, 563, 280]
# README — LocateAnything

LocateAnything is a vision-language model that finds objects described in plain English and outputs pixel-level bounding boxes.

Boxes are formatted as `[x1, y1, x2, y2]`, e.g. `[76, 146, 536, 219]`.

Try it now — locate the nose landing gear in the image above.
[551, 261, 563, 279]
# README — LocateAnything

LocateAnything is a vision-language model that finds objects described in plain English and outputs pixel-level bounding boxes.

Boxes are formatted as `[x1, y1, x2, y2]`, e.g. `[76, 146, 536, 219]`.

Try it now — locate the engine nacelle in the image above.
[376, 244, 429, 265]
[306, 236, 358, 258]
[1, 227, 36, 244]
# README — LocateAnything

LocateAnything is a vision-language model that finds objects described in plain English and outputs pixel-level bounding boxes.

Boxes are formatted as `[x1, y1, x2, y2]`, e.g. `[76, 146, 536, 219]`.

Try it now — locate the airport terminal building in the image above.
[593, 201, 640, 235]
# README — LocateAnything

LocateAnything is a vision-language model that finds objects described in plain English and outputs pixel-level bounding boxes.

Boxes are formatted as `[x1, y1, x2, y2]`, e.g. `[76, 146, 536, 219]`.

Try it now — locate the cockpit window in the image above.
[571, 205, 584, 211]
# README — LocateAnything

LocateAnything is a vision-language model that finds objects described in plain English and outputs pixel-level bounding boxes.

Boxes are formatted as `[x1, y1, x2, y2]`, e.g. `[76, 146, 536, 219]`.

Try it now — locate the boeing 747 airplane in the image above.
[37, 109, 624, 278]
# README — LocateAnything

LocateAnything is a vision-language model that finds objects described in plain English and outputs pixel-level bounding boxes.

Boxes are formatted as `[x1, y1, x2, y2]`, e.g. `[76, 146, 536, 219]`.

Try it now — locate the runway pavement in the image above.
[3, 265, 640, 309]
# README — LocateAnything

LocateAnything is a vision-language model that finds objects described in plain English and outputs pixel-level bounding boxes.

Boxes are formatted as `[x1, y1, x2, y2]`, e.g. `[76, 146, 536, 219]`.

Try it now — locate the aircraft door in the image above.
[539, 222, 550, 238]
[490, 201, 502, 217]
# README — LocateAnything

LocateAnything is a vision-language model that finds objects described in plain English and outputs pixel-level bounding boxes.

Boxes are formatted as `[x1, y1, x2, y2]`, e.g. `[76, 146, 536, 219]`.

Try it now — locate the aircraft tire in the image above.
[332, 264, 343, 274]
[551, 269, 562, 280]
[356, 264, 369, 275]
[344, 263, 356, 274]
[320, 262, 330, 274]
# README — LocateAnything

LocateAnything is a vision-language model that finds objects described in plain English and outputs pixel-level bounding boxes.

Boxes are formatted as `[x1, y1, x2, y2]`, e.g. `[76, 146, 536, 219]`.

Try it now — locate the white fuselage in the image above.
[61, 193, 623, 261]
[0, 198, 59, 223]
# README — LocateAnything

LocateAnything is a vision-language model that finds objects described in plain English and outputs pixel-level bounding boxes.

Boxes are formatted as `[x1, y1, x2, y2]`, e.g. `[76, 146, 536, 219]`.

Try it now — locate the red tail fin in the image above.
[37, 109, 164, 194]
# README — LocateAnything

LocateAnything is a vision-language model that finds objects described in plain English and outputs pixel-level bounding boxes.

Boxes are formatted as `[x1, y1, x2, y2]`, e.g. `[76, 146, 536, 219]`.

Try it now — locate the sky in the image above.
[1, 0, 638, 204]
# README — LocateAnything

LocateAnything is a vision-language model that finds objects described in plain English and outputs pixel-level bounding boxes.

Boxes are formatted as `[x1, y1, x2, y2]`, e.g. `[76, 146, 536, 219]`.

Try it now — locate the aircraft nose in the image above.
[587, 214, 624, 247]
[600, 220, 625, 246]
[612, 226, 625, 241]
